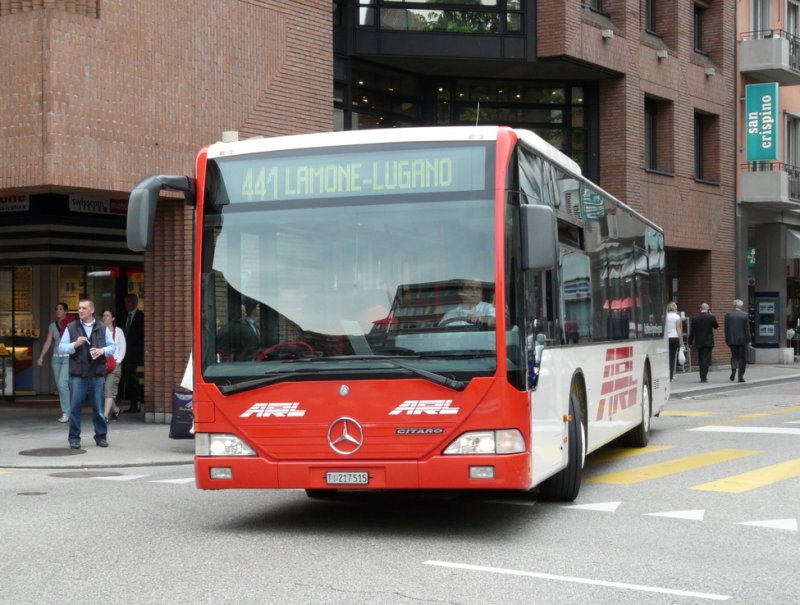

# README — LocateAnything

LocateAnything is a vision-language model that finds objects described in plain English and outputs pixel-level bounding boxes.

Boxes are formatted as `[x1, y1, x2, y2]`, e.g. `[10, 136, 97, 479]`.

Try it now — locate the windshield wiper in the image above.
[216, 371, 313, 394]
[303, 355, 467, 391]
[217, 355, 469, 393]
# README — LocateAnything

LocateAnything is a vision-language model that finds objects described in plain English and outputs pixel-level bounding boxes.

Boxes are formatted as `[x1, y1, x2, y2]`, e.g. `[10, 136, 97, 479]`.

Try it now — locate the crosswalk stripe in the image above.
[735, 519, 798, 531]
[149, 478, 196, 485]
[587, 445, 673, 465]
[716, 406, 800, 425]
[659, 411, 716, 417]
[586, 449, 760, 485]
[94, 474, 150, 481]
[691, 458, 800, 493]
[644, 509, 705, 521]
[689, 426, 800, 436]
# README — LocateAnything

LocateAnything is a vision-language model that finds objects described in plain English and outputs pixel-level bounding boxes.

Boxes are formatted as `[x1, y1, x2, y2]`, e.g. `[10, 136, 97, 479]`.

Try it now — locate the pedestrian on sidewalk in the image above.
[58, 298, 115, 449]
[36, 302, 76, 423]
[121, 293, 144, 413]
[724, 299, 751, 383]
[101, 309, 126, 422]
[688, 302, 718, 383]
[666, 301, 683, 381]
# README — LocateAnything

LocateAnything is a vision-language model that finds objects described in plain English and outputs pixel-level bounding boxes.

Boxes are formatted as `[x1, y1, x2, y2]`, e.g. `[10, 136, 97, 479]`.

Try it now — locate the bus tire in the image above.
[623, 367, 651, 447]
[537, 390, 584, 502]
[305, 489, 338, 499]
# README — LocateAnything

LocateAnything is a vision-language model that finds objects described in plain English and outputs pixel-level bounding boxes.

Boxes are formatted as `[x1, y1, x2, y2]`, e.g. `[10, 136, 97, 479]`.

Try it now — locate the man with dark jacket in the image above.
[689, 303, 719, 383]
[725, 299, 752, 383]
[121, 293, 144, 413]
[58, 298, 115, 449]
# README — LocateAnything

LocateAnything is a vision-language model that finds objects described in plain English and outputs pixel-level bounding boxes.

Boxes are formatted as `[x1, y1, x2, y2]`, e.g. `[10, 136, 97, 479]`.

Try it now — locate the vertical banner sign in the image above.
[745, 83, 779, 162]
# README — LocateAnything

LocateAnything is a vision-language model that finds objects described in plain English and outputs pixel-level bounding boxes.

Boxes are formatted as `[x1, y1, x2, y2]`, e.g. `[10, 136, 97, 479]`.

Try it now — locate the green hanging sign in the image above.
[745, 83, 779, 162]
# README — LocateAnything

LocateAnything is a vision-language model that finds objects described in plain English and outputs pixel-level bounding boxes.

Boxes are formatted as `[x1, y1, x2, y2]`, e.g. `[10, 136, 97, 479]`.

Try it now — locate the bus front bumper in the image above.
[194, 453, 531, 490]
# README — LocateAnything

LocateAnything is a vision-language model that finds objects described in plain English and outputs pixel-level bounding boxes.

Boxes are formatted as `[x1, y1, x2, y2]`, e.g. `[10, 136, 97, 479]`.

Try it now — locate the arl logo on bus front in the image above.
[596, 346, 638, 421]
[240, 402, 305, 418]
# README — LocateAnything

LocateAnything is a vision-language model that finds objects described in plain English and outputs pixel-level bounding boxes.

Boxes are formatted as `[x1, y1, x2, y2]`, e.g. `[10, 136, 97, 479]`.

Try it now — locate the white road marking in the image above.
[149, 478, 196, 485]
[689, 426, 800, 436]
[735, 518, 798, 531]
[423, 560, 732, 601]
[645, 509, 705, 521]
[94, 474, 150, 481]
[562, 501, 621, 512]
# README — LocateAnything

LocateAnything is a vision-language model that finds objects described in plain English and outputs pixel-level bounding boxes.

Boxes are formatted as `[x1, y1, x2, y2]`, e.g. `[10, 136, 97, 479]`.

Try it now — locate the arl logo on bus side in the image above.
[240, 402, 306, 418]
[389, 400, 460, 415]
[595, 346, 638, 421]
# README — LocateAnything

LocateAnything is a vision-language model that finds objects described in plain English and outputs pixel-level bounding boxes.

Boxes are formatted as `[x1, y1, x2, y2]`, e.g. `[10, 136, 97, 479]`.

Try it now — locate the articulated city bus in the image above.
[128, 126, 669, 501]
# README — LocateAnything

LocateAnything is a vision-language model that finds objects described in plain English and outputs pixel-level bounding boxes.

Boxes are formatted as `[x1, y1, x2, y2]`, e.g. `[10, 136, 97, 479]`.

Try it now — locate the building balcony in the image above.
[740, 30, 800, 86]
[739, 162, 800, 210]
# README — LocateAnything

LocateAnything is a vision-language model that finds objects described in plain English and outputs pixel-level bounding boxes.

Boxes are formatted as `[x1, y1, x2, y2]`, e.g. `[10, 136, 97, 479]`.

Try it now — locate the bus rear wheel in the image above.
[623, 367, 651, 447]
[537, 390, 584, 502]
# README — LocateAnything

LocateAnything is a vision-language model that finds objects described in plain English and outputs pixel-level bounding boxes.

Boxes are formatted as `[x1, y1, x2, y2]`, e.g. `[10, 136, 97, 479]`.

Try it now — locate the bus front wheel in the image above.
[537, 390, 584, 502]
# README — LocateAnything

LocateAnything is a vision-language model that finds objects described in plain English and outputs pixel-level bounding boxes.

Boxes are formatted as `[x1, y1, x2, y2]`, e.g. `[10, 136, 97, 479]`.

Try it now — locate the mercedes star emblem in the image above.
[327, 417, 364, 455]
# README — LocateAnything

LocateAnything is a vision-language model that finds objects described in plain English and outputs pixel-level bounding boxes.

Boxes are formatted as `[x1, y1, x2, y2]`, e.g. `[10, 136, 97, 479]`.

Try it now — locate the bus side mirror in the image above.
[520, 204, 557, 271]
[127, 175, 194, 251]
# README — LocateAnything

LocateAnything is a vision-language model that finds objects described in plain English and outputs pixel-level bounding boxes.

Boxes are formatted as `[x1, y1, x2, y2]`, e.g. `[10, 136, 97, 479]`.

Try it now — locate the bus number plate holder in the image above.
[326, 471, 369, 485]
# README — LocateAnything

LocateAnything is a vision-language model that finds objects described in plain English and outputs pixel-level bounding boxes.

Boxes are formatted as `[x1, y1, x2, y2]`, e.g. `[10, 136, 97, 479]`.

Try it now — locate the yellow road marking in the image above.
[586, 449, 760, 485]
[691, 458, 800, 493]
[714, 405, 800, 425]
[587, 445, 674, 466]
[659, 411, 716, 417]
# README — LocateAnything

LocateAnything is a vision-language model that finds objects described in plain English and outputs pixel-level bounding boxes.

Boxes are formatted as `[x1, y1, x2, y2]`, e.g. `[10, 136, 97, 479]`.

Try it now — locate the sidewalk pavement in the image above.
[2, 363, 799, 470]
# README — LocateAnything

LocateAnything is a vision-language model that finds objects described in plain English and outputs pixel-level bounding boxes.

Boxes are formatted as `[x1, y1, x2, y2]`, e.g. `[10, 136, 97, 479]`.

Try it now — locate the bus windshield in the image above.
[200, 142, 497, 388]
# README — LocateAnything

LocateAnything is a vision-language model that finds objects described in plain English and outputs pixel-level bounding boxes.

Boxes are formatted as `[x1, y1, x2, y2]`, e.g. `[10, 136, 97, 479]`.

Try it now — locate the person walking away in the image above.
[666, 301, 683, 381]
[725, 299, 751, 383]
[121, 293, 144, 413]
[101, 309, 126, 421]
[688, 302, 718, 383]
[37, 302, 75, 422]
[58, 298, 115, 449]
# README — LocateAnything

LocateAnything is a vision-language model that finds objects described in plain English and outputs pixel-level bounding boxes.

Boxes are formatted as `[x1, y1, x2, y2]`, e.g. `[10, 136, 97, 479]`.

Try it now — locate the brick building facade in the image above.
[2, 0, 740, 413]
[544, 1, 736, 365]
[0, 0, 331, 415]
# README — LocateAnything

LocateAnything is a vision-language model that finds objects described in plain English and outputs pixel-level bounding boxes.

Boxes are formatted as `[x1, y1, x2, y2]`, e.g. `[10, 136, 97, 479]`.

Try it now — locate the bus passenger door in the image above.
[525, 269, 566, 483]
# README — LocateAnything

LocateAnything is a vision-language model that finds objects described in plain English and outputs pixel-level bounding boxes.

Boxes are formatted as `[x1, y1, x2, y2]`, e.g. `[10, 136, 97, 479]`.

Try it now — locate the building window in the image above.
[694, 111, 719, 183]
[787, 115, 800, 198]
[645, 0, 656, 33]
[645, 98, 658, 170]
[751, 0, 771, 37]
[645, 97, 673, 174]
[693, 4, 705, 52]
[357, 0, 523, 35]
[582, 0, 603, 10]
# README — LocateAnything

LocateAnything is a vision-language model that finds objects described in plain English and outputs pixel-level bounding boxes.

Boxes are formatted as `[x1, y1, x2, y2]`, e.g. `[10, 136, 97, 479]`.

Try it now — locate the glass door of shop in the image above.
[0, 266, 39, 398]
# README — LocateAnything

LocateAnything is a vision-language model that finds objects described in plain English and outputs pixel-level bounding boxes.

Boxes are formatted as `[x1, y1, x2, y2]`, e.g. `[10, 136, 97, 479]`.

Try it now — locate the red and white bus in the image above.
[128, 126, 669, 501]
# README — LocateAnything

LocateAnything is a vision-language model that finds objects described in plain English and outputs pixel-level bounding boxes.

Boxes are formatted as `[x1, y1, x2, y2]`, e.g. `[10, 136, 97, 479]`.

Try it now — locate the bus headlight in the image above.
[443, 429, 525, 455]
[196, 433, 256, 456]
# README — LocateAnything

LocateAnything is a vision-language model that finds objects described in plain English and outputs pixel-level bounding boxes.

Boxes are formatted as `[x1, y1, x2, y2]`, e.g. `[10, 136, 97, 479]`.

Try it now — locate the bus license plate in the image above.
[326, 471, 369, 485]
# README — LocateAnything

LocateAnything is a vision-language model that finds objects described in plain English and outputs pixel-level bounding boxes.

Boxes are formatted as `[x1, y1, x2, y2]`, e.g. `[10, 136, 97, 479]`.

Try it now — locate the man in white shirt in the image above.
[439, 280, 495, 327]
[58, 298, 115, 449]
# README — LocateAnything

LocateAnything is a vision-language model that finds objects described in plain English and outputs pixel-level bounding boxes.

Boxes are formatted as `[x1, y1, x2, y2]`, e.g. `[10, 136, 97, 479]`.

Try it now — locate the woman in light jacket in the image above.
[666, 301, 683, 381]
[102, 309, 126, 421]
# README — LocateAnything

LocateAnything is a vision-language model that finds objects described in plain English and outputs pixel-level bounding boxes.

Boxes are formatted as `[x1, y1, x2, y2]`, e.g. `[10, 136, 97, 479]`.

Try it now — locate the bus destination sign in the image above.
[217, 146, 488, 203]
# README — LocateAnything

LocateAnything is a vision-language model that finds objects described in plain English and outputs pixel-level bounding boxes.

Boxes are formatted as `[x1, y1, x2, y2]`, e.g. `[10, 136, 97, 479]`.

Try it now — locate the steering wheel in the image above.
[254, 341, 315, 361]
[438, 316, 485, 329]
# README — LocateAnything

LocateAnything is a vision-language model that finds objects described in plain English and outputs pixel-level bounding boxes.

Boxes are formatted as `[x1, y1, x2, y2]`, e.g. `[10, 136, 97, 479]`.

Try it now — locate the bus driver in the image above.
[439, 280, 496, 327]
